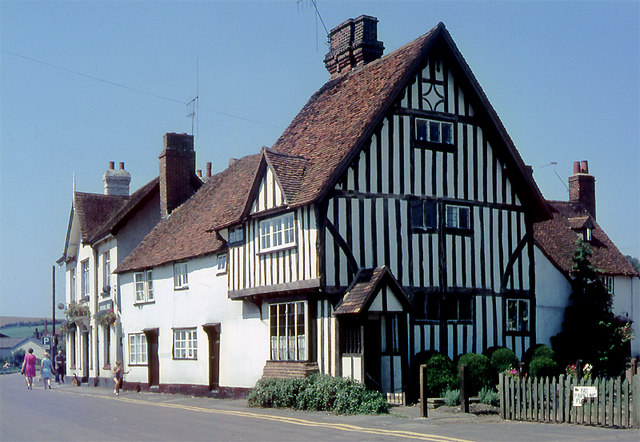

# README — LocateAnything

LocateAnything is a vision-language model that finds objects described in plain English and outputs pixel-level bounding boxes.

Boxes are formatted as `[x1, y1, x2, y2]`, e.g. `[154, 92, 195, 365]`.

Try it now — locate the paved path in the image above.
[1, 373, 638, 441]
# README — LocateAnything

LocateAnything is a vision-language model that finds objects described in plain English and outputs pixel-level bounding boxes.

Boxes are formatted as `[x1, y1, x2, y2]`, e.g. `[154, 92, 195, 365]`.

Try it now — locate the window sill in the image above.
[103, 364, 111, 370]
[443, 227, 473, 236]
[257, 243, 297, 255]
[414, 140, 456, 153]
[505, 330, 529, 336]
[216, 270, 228, 276]
[172, 357, 198, 361]
[174, 286, 189, 291]
[134, 300, 155, 306]
[128, 363, 148, 367]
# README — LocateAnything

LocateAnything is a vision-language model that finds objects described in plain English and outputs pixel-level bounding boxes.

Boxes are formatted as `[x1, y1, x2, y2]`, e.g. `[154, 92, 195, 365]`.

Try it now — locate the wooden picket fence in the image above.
[499, 373, 640, 428]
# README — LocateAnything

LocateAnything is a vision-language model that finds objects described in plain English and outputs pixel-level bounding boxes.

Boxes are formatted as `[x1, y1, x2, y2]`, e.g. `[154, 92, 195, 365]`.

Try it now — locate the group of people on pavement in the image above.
[20, 348, 127, 395]
[21, 348, 66, 390]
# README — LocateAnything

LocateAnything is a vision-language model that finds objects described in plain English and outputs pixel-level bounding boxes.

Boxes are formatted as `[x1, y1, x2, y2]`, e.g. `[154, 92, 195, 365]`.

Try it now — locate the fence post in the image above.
[419, 364, 428, 418]
[460, 364, 469, 413]
[499, 373, 505, 419]
[632, 374, 640, 428]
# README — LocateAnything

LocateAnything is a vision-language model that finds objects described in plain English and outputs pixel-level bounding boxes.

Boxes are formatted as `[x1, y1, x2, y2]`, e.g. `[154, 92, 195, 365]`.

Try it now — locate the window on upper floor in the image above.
[173, 262, 188, 290]
[70, 268, 76, 303]
[173, 328, 197, 360]
[445, 205, 471, 232]
[506, 299, 529, 333]
[416, 118, 454, 146]
[410, 199, 438, 232]
[417, 292, 473, 322]
[102, 251, 111, 292]
[128, 333, 147, 365]
[602, 276, 614, 296]
[228, 227, 244, 246]
[134, 270, 154, 304]
[259, 212, 296, 253]
[270, 301, 306, 361]
[217, 253, 228, 275]
[81, 260, 90, 298]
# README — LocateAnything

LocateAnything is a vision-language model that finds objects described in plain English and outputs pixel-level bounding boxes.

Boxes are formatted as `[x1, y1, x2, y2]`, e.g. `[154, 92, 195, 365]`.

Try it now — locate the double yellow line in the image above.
[63, 389, 470, 441]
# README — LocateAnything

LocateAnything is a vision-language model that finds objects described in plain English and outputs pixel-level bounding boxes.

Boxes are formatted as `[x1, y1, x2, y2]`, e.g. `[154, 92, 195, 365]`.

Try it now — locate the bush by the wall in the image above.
[529, 356, 558, 378]
[442, 389, 461, 406]
[248, 375, 389, 415]
[478, 387, 499, 406]
[423, 353, 457, 397]
[490, 348, 518, 374]
[457, 353, 493, 396]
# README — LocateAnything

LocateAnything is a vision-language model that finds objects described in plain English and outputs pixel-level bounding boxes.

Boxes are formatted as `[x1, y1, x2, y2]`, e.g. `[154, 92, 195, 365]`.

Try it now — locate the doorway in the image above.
[203, 324, 220, 391]
[82, 331, 89, 383]
[143, 329, 159, 387]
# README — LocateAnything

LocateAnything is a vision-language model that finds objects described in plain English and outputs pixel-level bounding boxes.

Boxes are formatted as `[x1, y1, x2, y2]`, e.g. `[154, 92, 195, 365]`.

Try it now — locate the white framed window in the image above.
[102, 251, 111, 289]
[173, 262, 188, 290]
[445, 205, 471, 230]
[128, 333, 147, 365]
[217, 253, 228, 274]
[270, 301, 306, 361]
[134, 270, 154, 303]
[602, 276, 614, 295]
[173, 328, 197, 359]
[70, 268, 76, 302]
[259, 213, 296, 253]
[228, 227, 244, 246]
[506, 299, 529, 332]
[81, 259, 90, 297]
[416, 118, 454, 145]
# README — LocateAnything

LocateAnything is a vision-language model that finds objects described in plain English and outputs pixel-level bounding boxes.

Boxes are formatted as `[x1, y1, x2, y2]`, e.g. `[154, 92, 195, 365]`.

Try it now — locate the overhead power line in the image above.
[4, 50, 284, 130]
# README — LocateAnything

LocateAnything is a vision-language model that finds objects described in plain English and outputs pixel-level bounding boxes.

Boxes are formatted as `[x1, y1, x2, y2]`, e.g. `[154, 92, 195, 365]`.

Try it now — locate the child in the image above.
[113, 361, 129, 395]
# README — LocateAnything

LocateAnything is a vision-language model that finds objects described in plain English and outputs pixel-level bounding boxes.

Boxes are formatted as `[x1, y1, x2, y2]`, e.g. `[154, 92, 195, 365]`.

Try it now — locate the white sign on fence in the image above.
[573, 386, 597, 406]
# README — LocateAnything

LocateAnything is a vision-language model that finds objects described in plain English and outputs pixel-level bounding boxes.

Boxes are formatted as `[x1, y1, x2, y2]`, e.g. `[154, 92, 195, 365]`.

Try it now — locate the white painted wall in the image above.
[120, 254, 269, 389]
[613, 275, 640, 357]
[534, 246, 572, 347]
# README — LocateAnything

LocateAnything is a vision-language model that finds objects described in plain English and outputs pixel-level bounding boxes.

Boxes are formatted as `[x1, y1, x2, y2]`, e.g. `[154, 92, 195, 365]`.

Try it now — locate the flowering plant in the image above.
[566, 362, 593, 379]
[95, 309, 116, 326]
[64, 301, 90, 319]
[503, 366, 521, 379]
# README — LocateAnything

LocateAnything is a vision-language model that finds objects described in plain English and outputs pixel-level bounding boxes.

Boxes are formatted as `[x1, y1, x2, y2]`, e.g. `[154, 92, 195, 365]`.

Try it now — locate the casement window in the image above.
[134, 270, 154, 303]
[445, 205, 471, 231]
[173, 262, 188, 289]
[341, 320, 362, 354]
[173, 328, 197, 359]
[506, 299, 529, 333]
[217, 253, 228, 275]
[102, 251, 111, 289]
[425, 293, 473, 322]
[410, 199, 438, 232]
[602, 276, 614, 295]
[381, 315, 400, 354]
[81, 260, 90, 298]
[128, 333, 147, 365]
[259, 213, 296, 253]
[416, 118, 454, 145]
[270, 301, 306, 361]
[228, 227, 244, 246]
[70, 268, 76, 302]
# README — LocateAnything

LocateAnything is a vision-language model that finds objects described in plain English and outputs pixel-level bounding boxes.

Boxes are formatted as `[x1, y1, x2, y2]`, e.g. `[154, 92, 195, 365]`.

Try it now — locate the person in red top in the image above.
[21, 348, 37, 390]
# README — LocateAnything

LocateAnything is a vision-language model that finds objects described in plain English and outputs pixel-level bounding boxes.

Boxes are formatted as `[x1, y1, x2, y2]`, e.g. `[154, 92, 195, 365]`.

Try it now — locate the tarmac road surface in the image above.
[1, 373, 638, 441]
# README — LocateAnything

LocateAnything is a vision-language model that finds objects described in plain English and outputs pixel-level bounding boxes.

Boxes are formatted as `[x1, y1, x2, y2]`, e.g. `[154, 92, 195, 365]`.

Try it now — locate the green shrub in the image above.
[478, 387, 499, 406]
[248, 375, 389, 415]
[423, 353, 457, 397]
[523, 344, 555, 366]
[442, 389, 461, 406]
[457, 353, 494, 396]
[529, 356, 558, 378]
[490, 348, 518, 374]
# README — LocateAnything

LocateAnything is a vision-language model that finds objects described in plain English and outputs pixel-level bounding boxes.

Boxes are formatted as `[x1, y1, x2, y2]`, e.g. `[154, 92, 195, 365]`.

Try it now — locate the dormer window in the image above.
[228, 227, 244, 246]
[583, 227, 592, 242]
[259, 212, 296, 253]
[416, 119, 454, 145]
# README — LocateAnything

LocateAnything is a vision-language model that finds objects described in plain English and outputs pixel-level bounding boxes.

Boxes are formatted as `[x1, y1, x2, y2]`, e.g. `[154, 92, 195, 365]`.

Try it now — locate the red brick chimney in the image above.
[569, 160, 596, 219]
[324, 15, 384, 78]
[159, 133, 196, 217]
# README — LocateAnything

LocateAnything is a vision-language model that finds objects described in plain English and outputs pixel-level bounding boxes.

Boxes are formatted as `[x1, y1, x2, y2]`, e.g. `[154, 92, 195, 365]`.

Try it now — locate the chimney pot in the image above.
[206, 162, 212, 177]
[580, 160, 589, 174]
[573, 161, 581, 174]
[119, 162, 125, 170]
[197, 170, 202, 178]
[109, 161, 115, 170]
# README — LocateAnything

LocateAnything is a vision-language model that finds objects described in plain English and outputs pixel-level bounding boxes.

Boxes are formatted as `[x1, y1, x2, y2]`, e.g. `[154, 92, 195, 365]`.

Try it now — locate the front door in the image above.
[82, 331, 89, 382]
[144, 330, 159, 386]
[204, 325, 220, 390]
[364, 313, 407, 395]
[363, 317, 381, 391]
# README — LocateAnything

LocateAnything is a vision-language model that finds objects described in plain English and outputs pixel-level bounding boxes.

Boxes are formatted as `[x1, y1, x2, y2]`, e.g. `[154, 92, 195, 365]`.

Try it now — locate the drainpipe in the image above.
[93, 247, 100, 382]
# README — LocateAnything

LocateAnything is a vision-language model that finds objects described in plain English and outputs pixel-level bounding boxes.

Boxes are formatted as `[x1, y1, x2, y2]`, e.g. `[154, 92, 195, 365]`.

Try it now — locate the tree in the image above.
[551, 240, 632, 376]
[625, 255, 640, 274]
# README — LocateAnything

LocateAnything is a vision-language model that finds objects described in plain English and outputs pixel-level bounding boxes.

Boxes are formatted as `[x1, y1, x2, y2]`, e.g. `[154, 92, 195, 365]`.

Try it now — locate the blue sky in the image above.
[1, 1, 638, 318]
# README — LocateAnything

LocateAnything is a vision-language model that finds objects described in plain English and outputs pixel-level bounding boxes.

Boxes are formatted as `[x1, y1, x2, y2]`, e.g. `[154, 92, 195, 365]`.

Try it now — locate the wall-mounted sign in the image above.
[573, 386, 597, 406]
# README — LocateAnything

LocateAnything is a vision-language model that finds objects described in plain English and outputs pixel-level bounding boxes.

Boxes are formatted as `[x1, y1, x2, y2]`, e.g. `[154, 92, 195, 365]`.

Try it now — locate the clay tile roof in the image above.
[264, 148, 309, 203]
[115, 154, 261, 273]
[334, 266, 411, 315]
[74, 192, 129, 244]
[567, 215, 594, 231]
[534, 201, 638, 277]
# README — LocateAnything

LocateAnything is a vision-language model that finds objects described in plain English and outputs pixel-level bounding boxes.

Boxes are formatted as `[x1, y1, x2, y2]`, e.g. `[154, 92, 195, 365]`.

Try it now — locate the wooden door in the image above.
[204, 326, 220, 390]
[145, 331, 159, 386]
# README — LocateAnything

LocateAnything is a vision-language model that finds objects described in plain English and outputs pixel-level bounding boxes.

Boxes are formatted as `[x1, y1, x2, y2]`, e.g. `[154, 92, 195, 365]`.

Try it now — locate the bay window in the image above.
[270, 301, 306, 361]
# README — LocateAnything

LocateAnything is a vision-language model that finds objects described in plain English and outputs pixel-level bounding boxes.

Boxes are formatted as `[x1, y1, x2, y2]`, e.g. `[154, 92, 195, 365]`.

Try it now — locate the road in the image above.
[1, 373, 638, 441]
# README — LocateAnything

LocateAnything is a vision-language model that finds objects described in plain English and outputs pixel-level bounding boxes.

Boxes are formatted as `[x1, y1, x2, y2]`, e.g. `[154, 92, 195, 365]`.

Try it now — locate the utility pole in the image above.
[52, 266, 57, 359]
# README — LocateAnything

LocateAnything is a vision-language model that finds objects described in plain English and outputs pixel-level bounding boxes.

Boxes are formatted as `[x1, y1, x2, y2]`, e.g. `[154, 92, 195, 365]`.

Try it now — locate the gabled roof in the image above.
[334, 266, 412, 315]
[74, 192, 128, 244]
[0, 337, 42, 351]
[263, 149, 309, 204]
[215, 22, 548, 230]
[534, 201, 638, 278]
[115, 154, 261, 274]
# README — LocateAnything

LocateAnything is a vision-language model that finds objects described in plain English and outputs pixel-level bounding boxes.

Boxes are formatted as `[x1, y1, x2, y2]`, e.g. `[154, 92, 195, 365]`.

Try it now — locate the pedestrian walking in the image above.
[113, 361, 128, 395]
[21, 348, 37, 390]
[54, 350, 66, 384]
[41, 352, 53, 389]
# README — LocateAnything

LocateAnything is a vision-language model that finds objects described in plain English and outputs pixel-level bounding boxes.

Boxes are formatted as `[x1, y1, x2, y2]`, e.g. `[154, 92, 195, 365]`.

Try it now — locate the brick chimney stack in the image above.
[102, 161, 131, 196]
[324, 15, 384, 78]
[569, 160, 596, 219]
[159, 133, 196, 217]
